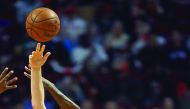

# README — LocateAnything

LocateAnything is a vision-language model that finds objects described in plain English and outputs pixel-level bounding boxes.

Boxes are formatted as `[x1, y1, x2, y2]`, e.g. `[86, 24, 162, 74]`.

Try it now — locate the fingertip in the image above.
[5, 67, 8, 70]
[25, 66, 27, 69]
[14, 85, 17, 88]
[24, 72, 29, 76]
[47, 52, 51, 55]
[28, 64, 31, 67]
[10, 70, 14, 73]
[14, 77, 18, 80]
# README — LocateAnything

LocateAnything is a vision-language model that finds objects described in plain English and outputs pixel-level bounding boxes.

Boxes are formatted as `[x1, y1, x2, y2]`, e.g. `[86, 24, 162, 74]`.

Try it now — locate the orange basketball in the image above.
[26, 7, 60, 42]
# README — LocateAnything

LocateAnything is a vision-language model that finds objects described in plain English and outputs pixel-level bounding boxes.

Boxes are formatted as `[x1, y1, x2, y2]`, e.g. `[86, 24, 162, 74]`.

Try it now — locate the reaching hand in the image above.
[24, 66, 54, 89]
[0, 67, 18, 94]
[29, 43, 51, 69]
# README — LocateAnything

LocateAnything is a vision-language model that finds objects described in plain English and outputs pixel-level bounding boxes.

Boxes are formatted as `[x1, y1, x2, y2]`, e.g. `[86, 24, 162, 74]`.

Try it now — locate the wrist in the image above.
[31, 67, 41, 71]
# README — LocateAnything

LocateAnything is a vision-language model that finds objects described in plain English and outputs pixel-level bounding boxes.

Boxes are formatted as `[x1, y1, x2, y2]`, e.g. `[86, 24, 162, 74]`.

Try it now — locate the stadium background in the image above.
[1, 0, 190, 109]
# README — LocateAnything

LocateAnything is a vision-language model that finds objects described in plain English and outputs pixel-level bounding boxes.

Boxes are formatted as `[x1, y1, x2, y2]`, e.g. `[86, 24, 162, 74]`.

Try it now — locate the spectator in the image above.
[2, 0, 190, 108]
[61, 5, 87, 42]
[81, 99, 94, 109]
[162, 98, 174, 109]
[104, 21, 129, 50]
[105, 101, 119, 109]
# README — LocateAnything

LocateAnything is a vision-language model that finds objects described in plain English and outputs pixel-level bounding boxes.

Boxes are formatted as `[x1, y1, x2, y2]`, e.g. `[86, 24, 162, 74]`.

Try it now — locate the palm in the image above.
[30, 52, 43, 68]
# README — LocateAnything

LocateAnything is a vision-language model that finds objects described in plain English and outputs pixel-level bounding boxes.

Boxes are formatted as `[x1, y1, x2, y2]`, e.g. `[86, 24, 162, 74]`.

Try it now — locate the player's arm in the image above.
[45, 83, 81, 109]
[0, 67, 18, 94]
[29, 43, 51, 109]
[24, 66, 80, 109]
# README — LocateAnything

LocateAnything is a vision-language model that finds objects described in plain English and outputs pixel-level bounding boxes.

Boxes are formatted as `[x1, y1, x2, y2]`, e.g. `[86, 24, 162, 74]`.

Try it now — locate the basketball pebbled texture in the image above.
[26, 7, 60, 42]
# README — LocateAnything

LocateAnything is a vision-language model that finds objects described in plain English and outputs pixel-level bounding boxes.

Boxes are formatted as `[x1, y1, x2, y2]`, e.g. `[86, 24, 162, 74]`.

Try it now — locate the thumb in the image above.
[42, 52, 51, 64]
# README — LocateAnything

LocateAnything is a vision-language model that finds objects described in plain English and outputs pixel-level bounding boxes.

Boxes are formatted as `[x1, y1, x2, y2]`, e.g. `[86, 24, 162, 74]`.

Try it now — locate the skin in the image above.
[29, 43, 51, 109]
[0, 67, 18, 94]
[24, 66, 80, 109]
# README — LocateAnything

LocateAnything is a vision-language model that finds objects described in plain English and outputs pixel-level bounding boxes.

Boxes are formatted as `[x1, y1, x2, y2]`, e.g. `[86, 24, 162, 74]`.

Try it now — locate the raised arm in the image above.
[29, 43, 51, 109]
[24, 66, 80, 109]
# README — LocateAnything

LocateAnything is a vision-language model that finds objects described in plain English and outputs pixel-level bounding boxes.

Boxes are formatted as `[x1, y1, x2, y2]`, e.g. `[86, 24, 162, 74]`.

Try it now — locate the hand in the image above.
[0, 67, 18, 94]
[29, 43, 51, 69]
[24, 66, 54, 89]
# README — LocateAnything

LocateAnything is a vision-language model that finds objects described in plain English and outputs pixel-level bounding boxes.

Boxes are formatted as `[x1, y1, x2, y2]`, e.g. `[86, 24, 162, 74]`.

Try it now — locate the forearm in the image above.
[31, 68, 45, 109]
[47, 84, 80, 109]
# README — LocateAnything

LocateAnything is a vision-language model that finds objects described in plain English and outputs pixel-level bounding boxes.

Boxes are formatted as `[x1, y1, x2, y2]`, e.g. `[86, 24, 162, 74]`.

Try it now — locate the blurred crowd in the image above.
[1, 0, 190, 109]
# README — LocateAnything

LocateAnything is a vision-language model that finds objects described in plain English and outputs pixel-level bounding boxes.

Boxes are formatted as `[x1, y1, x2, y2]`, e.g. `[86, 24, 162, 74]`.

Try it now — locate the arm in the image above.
[0, 67, 18, 94]
[31, 68, 46, 109]
[29, 43, 51, 109]
[24, 66, 80, 109]
[46, 84, 80, 109]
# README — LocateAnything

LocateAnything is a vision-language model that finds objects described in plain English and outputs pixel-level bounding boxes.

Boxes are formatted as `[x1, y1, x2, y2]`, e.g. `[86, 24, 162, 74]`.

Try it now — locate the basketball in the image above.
[26, 7, 60, 42]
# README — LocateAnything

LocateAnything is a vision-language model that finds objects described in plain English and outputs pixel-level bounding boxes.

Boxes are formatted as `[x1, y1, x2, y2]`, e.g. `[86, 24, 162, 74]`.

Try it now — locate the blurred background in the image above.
[1, 0, 190, 109]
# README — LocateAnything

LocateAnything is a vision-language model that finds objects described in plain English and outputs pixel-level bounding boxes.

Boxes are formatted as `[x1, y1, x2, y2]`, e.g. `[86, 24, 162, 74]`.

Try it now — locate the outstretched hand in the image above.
[29, 43, 51, 69]
[0, 67, 18, 94]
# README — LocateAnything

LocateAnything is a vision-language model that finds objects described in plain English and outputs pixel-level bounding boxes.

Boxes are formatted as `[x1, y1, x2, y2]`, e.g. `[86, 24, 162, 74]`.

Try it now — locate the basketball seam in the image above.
[27, 21, 58, 32]
[32, 10, 45, 23]
[28, 13, 33, 36]
[30, 13, 34, 22]
[33, 27, 49, 40]
[34, 17, 58, 23]
[31, 10, 45, 38]
[32, 28, 47, 42]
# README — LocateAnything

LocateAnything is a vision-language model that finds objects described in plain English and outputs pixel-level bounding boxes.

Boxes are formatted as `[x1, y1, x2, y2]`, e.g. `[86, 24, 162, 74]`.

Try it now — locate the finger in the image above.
[42, 52, 51, 64]
[40, 45, 46, 54]
[0, 71, 14, 82]
[36, 43, 41, 52]
[6, 85, 17, 90]
[25, 66, 31, 73]
[29, 55, 33, 61]
[6, 77, 18, 85]
[29, 55, 32, 59]
[28, 64, 31, 69]
[32, 51, 35, 55]
[0, 67, 9, 80]
[32, 52, 38, 57]
[24, 72, 31, 79]
[29, 55, 33, 63]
